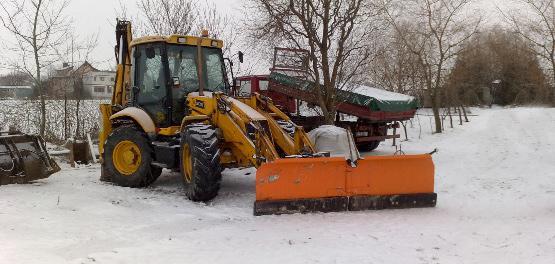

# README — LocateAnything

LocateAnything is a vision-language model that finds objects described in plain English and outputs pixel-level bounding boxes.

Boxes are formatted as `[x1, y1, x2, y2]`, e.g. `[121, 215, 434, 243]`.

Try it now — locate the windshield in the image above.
[167, 45, 227, 94]
[166, 44, 226, 124]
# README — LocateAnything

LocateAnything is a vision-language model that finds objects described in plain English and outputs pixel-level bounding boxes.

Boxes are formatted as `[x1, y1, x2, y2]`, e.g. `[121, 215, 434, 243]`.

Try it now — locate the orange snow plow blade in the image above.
[254, 154, 436, 215]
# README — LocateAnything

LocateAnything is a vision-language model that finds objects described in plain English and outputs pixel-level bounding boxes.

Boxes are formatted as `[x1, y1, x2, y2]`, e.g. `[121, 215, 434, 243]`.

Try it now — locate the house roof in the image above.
[0, 85, 32, 90]
[52, 61, 115, 78]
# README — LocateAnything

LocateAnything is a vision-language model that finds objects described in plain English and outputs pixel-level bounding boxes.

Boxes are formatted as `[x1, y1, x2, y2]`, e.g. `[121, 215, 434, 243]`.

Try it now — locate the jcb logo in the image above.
[195, 100, 205, 109]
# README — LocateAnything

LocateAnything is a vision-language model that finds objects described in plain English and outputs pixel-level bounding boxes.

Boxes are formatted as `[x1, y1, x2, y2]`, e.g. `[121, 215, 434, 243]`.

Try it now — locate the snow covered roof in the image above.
[0, 85, 32, 90]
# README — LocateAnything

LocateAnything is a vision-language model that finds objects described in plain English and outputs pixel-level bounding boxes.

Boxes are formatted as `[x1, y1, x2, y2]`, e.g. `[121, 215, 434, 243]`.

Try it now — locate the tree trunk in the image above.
[34, 52, 46, 137]
[392, 122, 397, 146]
[430, 92, 442, 133]
[461, 105, 469, 122]
[32, 0, 46, 137]
[458, 106, 463, 125]
[322, 101, 336, 125]
[401, 121, 408, 141]
[551, 60, 555, 105]
[64, 94, 68, 139]
[448, 106, 453, 128]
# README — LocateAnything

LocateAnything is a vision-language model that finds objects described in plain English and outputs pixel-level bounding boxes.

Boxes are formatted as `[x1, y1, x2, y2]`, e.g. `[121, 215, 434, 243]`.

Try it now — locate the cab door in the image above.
[131, 44, 170, 126]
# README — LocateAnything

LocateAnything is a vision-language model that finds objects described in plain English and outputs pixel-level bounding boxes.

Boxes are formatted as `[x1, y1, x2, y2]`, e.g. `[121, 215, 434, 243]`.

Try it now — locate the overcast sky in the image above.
[0, 0, 515, 74]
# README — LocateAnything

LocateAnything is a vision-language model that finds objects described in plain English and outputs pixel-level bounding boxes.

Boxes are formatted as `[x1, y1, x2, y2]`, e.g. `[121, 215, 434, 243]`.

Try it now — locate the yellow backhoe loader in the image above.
[99, 20, 437, 215]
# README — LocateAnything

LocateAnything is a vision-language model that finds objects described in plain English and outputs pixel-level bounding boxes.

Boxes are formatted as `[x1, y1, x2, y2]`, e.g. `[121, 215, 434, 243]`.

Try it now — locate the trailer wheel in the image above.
[180, 124, 222, 202]
[358, 141, 380, 152]
[103, 125, 160, 187]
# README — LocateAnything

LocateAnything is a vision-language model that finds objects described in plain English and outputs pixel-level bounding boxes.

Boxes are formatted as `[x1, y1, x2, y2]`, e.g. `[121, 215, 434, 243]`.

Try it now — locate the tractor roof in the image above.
[130, 34, 223, 49]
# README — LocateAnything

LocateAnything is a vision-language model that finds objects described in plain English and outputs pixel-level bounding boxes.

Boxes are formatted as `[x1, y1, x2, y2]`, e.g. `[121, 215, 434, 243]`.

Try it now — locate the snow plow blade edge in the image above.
[254, 154, 436, 216]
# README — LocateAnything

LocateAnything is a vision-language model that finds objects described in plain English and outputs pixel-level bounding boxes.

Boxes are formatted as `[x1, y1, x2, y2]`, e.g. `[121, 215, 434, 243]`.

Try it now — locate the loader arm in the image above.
[185, 92, 280, 167]
[240, 94, 315, 156]
[112, 20, 133, 107]
[99, 20, 133, 157]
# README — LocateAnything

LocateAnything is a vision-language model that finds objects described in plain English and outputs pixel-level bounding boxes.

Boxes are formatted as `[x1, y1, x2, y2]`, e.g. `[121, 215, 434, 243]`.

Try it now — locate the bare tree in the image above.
[194, 1, 237, 56]
[447, 28, 550, 106]
[0, 71, 33, 86]
[503, 0, 555, 103]
[382, 0, 481, 133]
[115, 0, 236, 56]
[0, 0, 70, 137]
[370, 23, 424, 98]
[56, 32, 98, 139]
[136, 0, 196, 36]
[246, 0, 380, 124]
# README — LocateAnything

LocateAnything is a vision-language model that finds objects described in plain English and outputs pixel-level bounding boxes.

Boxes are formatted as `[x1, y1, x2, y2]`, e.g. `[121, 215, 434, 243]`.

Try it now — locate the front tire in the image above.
[180, 124, 222, 202]
[103, 125, 160, 187]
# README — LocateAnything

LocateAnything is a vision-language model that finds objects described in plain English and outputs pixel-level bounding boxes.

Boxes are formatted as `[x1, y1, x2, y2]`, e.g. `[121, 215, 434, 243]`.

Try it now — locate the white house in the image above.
[48, 62, 116, 99]
[82, 68, 116, 99]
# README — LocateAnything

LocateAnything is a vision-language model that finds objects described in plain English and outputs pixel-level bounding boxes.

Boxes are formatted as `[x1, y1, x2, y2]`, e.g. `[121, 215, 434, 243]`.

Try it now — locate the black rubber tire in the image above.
[180, 124, 222, 202]
[103, 125, 160, 187]
[358, 141, 380, 152]
[150, 167, 163, 182]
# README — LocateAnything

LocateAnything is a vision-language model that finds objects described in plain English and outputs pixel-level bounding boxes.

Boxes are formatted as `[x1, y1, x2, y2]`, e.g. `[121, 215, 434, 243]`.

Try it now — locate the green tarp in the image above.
[269, 72, 418, 112]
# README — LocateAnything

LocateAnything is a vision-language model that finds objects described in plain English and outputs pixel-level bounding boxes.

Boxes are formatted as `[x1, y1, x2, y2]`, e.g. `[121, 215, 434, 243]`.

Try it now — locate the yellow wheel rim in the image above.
[182, 144, 193, 182]
[112, 140, 142, 175]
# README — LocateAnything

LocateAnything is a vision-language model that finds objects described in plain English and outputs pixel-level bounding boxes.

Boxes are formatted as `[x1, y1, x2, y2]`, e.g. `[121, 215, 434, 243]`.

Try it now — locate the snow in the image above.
[351, 85, 415, 102]
[1, 107, 555, 263]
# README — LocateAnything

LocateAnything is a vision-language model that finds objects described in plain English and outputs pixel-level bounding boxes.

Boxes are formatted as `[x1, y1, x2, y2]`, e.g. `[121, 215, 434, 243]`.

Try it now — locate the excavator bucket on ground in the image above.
[254, 154, 436, 215]
[0, 133, 60, 186]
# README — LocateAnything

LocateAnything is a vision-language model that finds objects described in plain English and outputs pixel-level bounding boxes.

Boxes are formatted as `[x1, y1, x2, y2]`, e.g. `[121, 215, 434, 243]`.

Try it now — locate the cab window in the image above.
[259, 80, 269, 91]
[238, 80, 251, 96]
[133, 45, 167, 125]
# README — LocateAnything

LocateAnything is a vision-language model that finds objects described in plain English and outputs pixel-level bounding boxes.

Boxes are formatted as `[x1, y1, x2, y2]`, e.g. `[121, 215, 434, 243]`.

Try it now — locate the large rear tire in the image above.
[103, 125, 160, 187]
[180, 124, 222, 202]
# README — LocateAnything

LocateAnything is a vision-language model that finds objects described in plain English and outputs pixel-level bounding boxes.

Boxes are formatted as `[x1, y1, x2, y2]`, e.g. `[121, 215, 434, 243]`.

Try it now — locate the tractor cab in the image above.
[129, 34, 229, 127]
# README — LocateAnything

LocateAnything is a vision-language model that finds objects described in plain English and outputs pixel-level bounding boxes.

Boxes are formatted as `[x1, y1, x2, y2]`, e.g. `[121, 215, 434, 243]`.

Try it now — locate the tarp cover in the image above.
[308, 125, 352, 158]
[269, 72, 418, 112]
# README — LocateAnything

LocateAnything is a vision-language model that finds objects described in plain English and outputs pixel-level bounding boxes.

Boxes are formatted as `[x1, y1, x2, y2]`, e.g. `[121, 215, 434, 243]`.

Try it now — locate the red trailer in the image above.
[234, 74, 417, 151]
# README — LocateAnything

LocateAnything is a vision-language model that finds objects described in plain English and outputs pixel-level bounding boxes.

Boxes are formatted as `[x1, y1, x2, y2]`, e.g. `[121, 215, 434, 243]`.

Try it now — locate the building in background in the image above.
[47, 63, 76, 98]
[0, 85, 33, 99]
[46, 62, 115, 99]
[0, 71, 34, 99]
[81, 65, 115, 99]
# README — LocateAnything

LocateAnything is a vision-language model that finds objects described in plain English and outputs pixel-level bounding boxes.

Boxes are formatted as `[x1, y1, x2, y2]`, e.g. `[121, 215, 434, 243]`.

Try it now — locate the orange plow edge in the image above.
[254, 154, 436, 215]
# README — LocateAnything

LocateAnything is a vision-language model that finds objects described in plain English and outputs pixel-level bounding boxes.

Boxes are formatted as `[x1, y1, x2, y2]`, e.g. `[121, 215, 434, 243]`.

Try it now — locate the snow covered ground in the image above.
[1, 107, 555, 263]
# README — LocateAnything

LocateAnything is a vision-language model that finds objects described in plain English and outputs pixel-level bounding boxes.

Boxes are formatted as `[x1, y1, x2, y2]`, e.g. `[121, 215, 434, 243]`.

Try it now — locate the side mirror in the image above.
[238, 51, 244, 63]
[172, 77, 180, 87]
